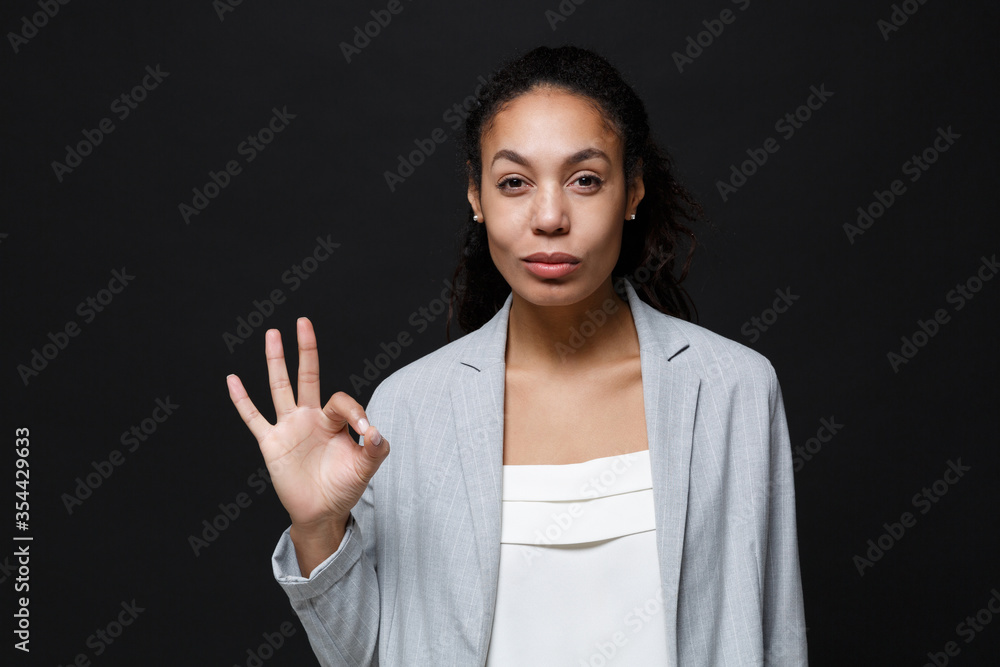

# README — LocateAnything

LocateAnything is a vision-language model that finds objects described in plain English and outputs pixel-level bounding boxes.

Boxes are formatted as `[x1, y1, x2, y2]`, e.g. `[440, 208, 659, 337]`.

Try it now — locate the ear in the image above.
[467, 167, 484, 222]
[626, 159, 645, 219]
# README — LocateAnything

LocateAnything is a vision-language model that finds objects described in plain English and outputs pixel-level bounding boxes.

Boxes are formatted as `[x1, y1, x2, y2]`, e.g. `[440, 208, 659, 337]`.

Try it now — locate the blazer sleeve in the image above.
[762, 363, 809, 665]
[269, 385, 385, 667]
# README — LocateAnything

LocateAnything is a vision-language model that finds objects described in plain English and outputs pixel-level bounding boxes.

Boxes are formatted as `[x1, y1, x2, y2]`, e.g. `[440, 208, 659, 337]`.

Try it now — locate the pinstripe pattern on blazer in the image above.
[271, 279, 808, 666]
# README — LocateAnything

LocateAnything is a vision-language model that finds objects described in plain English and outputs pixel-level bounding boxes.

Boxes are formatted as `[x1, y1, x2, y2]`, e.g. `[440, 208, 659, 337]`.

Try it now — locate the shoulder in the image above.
[667, 315, 775, 378]
[362, 326, 485, 418]
[646, 310, 779, 404]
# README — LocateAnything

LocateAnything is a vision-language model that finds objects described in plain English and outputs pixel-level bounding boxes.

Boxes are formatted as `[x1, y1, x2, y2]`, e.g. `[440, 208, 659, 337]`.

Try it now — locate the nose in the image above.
[531, 183, 569, 235]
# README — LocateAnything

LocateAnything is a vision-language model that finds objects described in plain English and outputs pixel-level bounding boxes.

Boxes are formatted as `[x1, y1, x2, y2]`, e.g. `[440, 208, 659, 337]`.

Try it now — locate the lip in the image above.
[521, 252, 581, 279]
[522, 252, 581, 263]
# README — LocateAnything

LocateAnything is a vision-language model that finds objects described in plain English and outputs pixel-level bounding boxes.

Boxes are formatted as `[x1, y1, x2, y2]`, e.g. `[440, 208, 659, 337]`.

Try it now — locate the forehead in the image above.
[482, 87, 622, 162]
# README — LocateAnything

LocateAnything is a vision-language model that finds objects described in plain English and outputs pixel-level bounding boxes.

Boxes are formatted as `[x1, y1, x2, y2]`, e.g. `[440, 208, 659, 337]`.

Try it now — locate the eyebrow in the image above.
[490, 147, 611, 169]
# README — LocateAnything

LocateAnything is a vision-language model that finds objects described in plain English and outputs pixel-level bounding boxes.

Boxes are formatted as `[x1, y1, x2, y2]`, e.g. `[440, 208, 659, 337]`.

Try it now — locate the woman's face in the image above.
[468, 86, 644, 308]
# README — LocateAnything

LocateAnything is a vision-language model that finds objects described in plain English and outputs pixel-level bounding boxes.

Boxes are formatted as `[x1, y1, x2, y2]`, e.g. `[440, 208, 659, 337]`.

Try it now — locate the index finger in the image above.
[322, 391, 374, 442]
[226, 374, 273, 442]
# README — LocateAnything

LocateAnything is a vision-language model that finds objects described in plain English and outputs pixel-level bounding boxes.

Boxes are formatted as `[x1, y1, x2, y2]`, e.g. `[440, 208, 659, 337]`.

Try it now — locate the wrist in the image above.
[289, 514, 350, 573]
[290, 513, 348, 541]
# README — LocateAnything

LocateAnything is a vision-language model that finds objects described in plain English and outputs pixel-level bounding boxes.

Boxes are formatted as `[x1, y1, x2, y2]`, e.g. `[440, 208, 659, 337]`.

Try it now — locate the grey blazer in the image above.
[271, 279, 808, 666]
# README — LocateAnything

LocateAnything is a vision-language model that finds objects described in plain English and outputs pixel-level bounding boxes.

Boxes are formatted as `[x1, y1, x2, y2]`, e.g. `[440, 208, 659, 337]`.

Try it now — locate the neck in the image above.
[504, 279, 639, 373]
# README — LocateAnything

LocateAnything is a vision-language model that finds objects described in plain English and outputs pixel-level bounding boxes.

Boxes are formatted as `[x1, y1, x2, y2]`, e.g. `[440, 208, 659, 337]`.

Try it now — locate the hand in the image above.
[226, 317, 390, 535]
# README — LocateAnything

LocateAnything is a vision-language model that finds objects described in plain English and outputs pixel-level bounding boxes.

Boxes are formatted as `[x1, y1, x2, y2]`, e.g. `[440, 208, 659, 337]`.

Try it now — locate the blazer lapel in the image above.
[448, 280, 700, 663]
[449, 292, 511, 652]
[626, 280, 701, 666]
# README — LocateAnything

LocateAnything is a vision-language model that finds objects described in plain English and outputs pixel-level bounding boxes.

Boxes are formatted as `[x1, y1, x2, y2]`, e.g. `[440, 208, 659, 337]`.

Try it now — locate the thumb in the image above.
[357, 426, 390, 479]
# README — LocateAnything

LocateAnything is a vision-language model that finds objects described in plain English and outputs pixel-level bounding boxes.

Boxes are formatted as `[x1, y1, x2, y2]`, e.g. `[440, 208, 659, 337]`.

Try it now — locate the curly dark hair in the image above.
[446, 44, 706, 340]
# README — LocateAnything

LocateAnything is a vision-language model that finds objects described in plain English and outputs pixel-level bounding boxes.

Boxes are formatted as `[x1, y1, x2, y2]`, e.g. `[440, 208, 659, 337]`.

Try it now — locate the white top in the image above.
[485, 449, 669, 666]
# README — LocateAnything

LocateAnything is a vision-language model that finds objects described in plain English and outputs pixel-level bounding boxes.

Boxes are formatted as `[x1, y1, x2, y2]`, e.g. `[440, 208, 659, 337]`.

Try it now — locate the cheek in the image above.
[603, 220, 624, 240]
[599, 222, 625, 253]
[484, 225, 516, 268]
[593, 224, 625, 270]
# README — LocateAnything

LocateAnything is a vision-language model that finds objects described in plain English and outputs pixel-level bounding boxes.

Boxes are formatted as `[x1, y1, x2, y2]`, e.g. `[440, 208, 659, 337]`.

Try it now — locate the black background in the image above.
[2, 0, 998, 665]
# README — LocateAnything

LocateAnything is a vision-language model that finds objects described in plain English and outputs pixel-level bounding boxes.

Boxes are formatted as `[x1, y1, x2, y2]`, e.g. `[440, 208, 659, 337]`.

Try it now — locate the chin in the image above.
[511, 279, 597, 307]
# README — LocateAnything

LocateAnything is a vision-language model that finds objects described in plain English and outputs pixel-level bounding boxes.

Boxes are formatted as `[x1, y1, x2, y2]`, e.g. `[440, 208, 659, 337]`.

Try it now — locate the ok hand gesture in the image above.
[226, 317, 389, 570]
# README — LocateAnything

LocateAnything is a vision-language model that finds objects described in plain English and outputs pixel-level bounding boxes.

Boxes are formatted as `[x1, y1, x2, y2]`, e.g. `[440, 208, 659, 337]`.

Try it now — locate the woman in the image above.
[227, 45, 807, 665]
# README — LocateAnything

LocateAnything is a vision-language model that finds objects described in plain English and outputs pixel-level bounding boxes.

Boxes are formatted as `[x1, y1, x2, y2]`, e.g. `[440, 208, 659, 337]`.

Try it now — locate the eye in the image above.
[574, 174, 603, 189]
[496, 176, 525, 192]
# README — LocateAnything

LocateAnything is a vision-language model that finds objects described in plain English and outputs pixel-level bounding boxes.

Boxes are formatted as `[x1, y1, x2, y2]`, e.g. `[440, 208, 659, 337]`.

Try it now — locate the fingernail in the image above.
[371, 428, 382, 446]
[358, 418, 370, 433]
